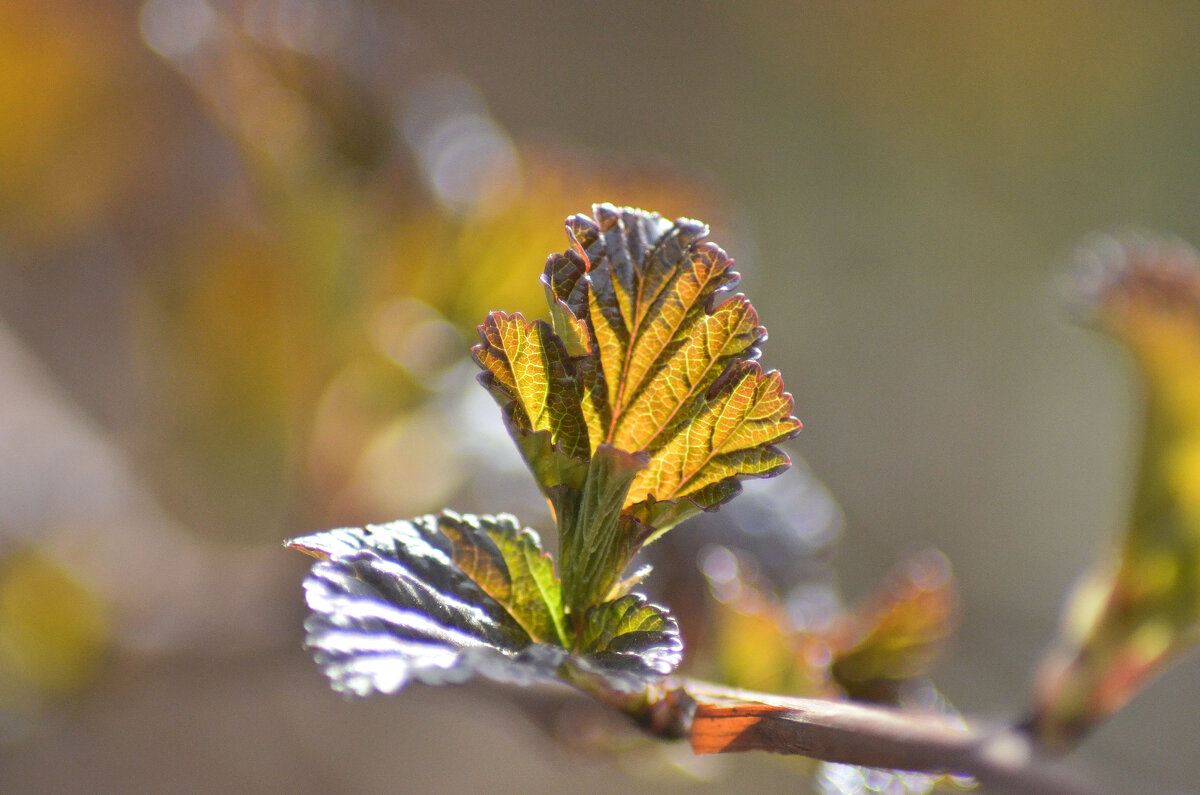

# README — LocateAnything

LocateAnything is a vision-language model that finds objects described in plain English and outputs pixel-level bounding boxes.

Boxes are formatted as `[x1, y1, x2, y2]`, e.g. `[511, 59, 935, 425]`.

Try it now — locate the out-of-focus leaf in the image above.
[643, 464, 845, 676]
[1033, 233, 1200, 749]
[703, 546, 840, 699]
[0, 550, 110, 705]
[830, 550, 957, 703]
[703, 547, 957, 704]
[287, 512, 680, 695]
[0, 2, 141, 246]
[472, 204, 801, 621]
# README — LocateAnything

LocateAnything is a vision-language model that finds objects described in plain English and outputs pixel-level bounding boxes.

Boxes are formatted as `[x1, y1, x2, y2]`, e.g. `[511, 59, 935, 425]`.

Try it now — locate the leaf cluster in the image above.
[289, 204, 801, 695]
[475, 204, 801, 618]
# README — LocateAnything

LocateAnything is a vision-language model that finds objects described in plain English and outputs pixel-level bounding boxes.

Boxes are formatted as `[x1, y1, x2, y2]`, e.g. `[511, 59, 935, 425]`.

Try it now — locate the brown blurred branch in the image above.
[674, 680, 1102, 795]
[506, 675, 1104, 793]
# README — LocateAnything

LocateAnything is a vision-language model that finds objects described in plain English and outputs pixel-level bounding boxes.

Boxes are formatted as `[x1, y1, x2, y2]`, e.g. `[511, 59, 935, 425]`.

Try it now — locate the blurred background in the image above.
[2, 0, 1199, 791]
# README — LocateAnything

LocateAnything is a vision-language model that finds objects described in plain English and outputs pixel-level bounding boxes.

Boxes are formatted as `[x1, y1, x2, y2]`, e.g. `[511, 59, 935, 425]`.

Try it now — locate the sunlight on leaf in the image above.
[1033, 232, 1200, 749]
[567, 594, 683, 689]
[286, 512, 680, 695]
[559, 205, 801, 534]
[473, 310, 591, 491]
[436, 512, 568, 647]
[473, 204, 801, 621]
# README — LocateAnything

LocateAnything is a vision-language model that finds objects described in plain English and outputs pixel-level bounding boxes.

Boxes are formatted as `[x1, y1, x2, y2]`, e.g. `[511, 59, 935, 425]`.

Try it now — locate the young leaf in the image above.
[701, 546, 957, 704]
[1033, 232, 1200, 749]
[287, 515, 537, 694]
[829, 549, 958, 702]
[556, 444, 650, 619]
[562, 205, 802, 534]
[472, 204, 802, 614]
[435, 511, 568, 647]
[625, 362, 801, 536]
[473, 311, 591, 496]
[565, 593, 683, 691]
[286, 512, 681, 695]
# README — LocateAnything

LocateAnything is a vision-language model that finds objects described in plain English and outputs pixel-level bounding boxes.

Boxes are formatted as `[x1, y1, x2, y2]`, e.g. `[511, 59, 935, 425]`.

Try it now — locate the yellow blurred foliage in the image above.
[0, 550, 110, 709]
[0, 2, 145, 246]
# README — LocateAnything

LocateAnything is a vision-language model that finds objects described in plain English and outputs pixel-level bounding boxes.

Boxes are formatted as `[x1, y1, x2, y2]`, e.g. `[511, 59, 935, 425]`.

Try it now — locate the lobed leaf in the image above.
[829, 549, 958, 702]
[473, 311, 591, 496]
[561, 206, 801, 529]
[435, 511, 568, 646]
[625, 362, 800, 536]
[286, 512, 680, 696]
[566, 593, 683, 690]
[470, 204, 801, 620]
[287, 515, 534, 695]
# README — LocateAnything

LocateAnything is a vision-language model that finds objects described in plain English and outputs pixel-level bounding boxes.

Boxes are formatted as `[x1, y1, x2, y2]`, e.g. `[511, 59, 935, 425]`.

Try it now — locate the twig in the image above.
[674, 680, 1104, 795]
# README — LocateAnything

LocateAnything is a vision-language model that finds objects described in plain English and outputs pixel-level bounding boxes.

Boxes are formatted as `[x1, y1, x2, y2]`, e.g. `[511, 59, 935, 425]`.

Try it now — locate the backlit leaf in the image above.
[1033, 232, 1200, 749]
[435, 511, 568, 646]
[472, 204, 802, 616]
[287, 512, 679, 695]
[625, 362, 800, 536]
[473, 310, 591, 492]
[567, 593, 683, 690]
[561, 205, 801, 533]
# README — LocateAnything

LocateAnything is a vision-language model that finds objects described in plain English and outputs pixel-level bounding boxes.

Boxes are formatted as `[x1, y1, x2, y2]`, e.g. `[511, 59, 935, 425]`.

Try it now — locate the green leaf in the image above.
[626, 362, 801, 537]
[286, 512, 680, 696]
[830, 550, 958, 702]
[1033, 232, 1200, 749]
[471, 204, 801, 618]
[568, 593, 683, 687]
[555, 444, 650, 618]
[557, 205, 802, 535]
[435, 512, 568, 647]
[473, 310, 591, 493]
[286, 515, 534, 695]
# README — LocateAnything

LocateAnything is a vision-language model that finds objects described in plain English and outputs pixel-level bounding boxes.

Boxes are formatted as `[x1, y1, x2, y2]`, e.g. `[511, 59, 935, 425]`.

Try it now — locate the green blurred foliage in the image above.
[1034, 234, 1200, 749]
[707, 547, 958, 704]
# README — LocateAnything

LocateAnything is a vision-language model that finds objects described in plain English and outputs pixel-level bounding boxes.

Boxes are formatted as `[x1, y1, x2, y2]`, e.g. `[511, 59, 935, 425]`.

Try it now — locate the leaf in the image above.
[829, 550, 958, 702]
[563, 205, 802, 533]
[435, 511, 567, 646]
[473, 205, 801, 613]
[1033, 232, 1200, 749]
[625, 362, 801, 537]
[556, 444, 650, 618]
[286, 512, 680, 695]
[700, 546, 957, 704]
[287, 515, 535, 695]
[473, 311, 591, 496]
[565, 593, 683, 690]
